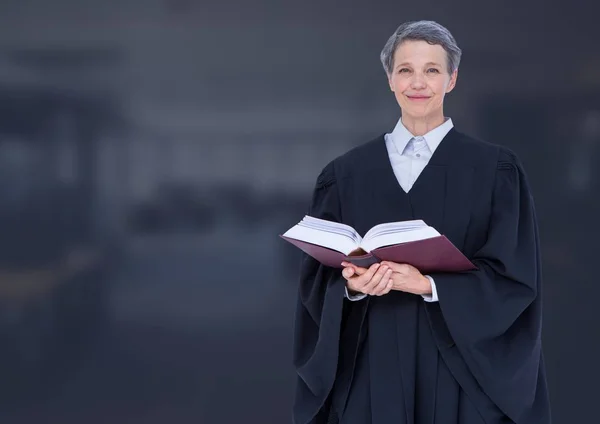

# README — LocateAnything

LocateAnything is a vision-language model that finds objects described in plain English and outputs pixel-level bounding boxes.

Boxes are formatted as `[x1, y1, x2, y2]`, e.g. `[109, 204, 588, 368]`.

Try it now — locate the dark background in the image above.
[0, 1, 598, 423]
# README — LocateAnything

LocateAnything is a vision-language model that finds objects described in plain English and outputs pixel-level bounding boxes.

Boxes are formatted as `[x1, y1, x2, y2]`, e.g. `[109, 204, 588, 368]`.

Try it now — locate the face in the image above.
[387, 40, 458, 122]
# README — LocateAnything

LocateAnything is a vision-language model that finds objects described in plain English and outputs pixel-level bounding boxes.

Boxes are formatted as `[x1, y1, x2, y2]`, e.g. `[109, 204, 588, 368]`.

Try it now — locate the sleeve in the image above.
[292, 161, 348, 424]
[421, 276, 438, 302]
[344, 286, 368, 301]
[428, 149, 544, 422]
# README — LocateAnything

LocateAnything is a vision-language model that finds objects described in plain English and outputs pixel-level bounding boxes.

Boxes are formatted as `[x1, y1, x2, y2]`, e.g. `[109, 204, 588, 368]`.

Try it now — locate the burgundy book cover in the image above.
[280, 235, 477, 274]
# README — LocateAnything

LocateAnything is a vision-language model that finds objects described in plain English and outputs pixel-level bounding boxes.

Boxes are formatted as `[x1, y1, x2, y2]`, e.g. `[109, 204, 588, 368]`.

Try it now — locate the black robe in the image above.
[292, 128, 551, 424]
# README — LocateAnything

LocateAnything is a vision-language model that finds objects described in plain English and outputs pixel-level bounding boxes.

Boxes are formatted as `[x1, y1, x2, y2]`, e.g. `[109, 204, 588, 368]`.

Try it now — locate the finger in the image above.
[362, 264, 389, 294]
[342, 267, 355, 280]
[374, 275, 394, 296]
[383, 276, 395, 294]
[341, 262, 368, 275]
[369, 269, 390, 296]
[353, 266, 368, 276]
[381, 261, 408, 274]
[351, 263, 380, 291]
[372, 269, 393, 296]
[359, 263, 383, 287]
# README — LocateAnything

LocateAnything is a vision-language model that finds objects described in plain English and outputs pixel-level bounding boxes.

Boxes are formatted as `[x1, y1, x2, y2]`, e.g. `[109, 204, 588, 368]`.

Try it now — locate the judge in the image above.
[292, 20, 551, 424]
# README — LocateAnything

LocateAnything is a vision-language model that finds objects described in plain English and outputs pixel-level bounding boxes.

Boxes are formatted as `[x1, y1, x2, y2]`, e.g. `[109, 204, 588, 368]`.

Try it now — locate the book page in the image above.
[301, 216, 361, 241]
[360, 226, 440, 253]
[283, 216, 360, 255]
[363, 220, 427, 240]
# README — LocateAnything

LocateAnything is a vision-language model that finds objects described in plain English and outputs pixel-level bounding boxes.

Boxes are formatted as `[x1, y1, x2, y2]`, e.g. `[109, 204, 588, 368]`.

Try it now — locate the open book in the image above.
[281, 216, 476, 273]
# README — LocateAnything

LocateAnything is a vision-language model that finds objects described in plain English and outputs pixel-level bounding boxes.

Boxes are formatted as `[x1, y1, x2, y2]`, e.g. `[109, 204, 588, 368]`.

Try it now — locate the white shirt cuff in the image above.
[344, 286, 368, 301]
[421, 275, 439, 302]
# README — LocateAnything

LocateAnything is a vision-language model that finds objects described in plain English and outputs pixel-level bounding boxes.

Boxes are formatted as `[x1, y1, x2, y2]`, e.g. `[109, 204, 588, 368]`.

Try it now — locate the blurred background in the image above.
[0, 1, 598, 423]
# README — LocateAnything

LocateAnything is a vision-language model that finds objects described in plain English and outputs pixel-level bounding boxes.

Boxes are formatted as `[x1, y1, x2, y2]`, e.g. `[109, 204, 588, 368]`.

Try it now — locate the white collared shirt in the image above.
[385, 117, 454, 193]
[345, 118, 454, 303]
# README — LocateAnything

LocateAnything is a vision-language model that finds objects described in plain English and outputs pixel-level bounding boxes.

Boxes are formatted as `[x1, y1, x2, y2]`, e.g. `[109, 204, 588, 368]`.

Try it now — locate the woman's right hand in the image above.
[341, 262, 394, 296]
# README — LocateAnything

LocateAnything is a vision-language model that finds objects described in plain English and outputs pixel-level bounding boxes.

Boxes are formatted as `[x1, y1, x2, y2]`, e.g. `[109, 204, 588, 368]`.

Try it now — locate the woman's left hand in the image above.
[380, 261, 432, 296]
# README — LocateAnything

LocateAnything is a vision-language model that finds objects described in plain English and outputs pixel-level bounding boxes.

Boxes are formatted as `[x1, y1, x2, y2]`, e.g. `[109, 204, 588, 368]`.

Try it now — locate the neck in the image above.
[401, 112, 446, 136]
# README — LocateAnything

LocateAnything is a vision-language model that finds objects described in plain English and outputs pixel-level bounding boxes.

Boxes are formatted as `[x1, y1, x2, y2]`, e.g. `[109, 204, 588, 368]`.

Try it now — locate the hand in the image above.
[341, 261, 394, 296]
[380, 261, 431, 296]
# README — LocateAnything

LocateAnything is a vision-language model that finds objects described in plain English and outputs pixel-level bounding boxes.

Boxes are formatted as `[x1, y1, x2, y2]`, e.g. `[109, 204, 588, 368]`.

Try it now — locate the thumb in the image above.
[342, 262, 368, 276]
[342, 267, 355, 279]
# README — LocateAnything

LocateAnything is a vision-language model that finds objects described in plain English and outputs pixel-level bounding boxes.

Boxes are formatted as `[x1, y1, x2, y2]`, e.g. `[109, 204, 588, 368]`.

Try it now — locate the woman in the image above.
[292, 20, 551, 424]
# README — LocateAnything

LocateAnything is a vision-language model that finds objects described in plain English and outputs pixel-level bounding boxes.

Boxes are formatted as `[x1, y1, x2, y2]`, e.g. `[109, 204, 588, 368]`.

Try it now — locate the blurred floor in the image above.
[0, 227, 297, 424]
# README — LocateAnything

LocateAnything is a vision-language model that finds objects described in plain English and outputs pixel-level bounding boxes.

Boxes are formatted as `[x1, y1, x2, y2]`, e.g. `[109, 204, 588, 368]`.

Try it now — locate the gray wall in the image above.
[0, 1, 598, 423]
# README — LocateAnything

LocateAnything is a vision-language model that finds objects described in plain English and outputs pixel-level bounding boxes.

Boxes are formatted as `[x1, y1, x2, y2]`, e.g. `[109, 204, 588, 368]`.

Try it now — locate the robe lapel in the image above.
[408, 129, 474, 251]
[407, 165, 446, 234]
[442, 165, 474, 250]
[354, 135, 415, 235]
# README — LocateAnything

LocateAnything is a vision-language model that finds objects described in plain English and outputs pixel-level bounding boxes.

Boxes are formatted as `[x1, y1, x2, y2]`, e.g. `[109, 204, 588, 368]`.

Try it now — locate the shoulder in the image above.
[316, 134, 385, 184]
[451, 129, 522, 170]
[452, 131, 532, 201]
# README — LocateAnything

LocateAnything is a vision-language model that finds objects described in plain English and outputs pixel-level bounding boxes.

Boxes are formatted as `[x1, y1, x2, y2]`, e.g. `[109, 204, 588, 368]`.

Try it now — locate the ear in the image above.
[446, 69, 458, 93]
[387, 73, 395, 92]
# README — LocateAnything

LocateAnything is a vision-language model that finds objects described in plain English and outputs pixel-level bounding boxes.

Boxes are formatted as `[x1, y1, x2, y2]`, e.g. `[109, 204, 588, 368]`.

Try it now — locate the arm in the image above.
[292, 161, 347, 424]
[427, 149, 545, 422]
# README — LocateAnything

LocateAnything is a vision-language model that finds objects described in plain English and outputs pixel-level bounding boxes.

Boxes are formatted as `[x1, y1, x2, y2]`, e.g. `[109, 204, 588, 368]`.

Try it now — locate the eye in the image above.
[427, 68, 440, 73]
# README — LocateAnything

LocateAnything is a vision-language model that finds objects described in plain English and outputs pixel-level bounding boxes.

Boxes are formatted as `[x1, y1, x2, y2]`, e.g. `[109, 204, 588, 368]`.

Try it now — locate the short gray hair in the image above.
[380, 20, 462, 75]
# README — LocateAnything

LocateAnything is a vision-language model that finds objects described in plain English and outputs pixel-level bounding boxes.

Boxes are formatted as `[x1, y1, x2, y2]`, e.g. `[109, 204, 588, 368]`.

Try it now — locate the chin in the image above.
[403, 107, 441, 119]
[403, 109, 430, 119]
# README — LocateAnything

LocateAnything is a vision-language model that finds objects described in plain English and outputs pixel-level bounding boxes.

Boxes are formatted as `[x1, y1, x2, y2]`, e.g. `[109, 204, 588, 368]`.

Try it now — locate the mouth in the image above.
[406, 95, 431, 101]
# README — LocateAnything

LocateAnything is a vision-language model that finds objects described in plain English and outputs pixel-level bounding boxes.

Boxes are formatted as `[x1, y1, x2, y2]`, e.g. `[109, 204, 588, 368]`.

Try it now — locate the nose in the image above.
[410, 72, 426, 89]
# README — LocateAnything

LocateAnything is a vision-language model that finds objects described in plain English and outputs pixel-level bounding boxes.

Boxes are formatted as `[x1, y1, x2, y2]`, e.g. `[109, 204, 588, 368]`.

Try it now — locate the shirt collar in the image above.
[389, 117, 454, 155]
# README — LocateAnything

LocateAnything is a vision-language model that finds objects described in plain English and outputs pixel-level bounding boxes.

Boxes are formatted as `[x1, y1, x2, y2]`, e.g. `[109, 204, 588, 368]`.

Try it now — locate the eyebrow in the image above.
[395, 62, 442, 69]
